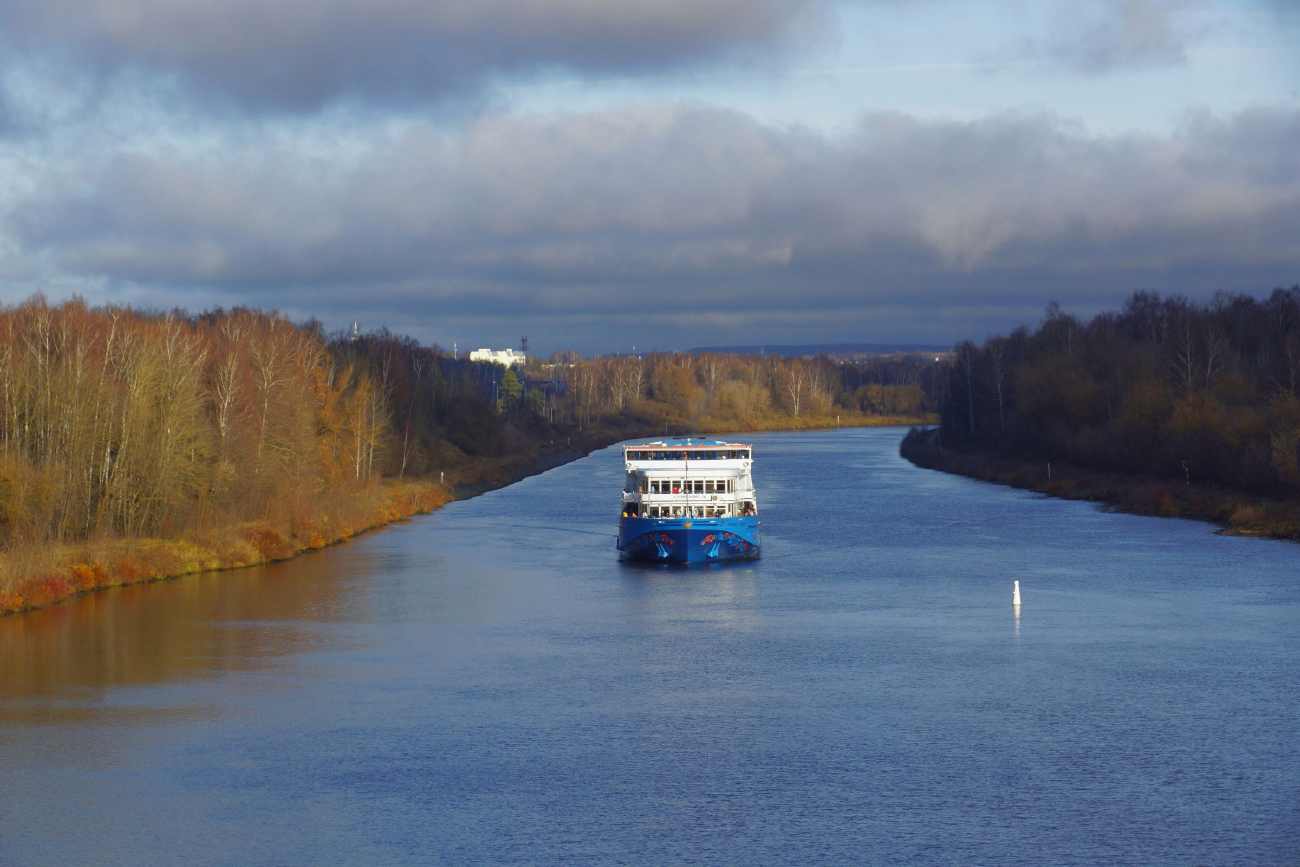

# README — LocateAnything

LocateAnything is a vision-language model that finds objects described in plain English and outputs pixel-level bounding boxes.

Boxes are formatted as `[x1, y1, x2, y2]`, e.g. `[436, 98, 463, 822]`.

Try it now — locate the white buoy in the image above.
[1013, 580, 1021, 607]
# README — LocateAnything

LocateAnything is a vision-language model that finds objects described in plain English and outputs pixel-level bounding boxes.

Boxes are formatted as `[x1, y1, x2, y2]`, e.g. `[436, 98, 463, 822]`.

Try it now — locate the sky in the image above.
[0, 0, 1297, 354]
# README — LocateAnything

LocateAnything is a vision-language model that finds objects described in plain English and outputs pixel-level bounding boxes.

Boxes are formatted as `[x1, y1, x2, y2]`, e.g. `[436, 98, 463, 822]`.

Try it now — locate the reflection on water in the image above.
[1, 428, 1298, 867]
[0, 546, 376, 723]
[619, 561, 760, 631]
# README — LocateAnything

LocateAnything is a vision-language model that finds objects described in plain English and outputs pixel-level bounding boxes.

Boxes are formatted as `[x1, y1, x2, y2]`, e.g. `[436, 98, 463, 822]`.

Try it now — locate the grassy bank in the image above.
[900, 428, 1300, 543]
[0, 479, 452, 616]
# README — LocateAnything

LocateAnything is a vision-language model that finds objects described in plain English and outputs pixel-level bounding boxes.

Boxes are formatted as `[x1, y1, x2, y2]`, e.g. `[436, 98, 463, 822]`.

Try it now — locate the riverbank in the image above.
[0, 479, 453, 616]
[0, 435, 613, 616]
[900, 427, 1300, 543]
[0, 413, 928, 616]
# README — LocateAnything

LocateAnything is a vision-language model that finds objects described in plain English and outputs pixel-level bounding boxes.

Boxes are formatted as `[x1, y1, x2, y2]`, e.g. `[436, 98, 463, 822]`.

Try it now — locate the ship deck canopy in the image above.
[624, 437, 751, 461]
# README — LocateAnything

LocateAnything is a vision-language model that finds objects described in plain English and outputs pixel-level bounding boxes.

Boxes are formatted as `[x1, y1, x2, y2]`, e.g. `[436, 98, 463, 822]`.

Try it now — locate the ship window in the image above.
[693, 480, 704, 493]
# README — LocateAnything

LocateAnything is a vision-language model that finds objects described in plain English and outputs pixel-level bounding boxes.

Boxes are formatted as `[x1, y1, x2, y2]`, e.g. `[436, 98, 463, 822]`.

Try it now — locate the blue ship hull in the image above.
[617, 516, 760, 563]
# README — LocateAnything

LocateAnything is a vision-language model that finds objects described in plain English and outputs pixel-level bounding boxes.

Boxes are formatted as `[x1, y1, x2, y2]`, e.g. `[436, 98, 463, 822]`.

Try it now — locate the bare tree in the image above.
[781, 359, 809, 416]
[953, 341, 979, 438]
[1167, 313, 1198, 394]
[984, 336, 1011, 438]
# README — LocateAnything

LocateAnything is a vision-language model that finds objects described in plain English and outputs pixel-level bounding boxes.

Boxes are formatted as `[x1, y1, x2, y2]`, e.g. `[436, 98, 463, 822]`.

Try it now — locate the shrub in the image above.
[1230, 504, 1265, 528]
[246, 528, 292, 560]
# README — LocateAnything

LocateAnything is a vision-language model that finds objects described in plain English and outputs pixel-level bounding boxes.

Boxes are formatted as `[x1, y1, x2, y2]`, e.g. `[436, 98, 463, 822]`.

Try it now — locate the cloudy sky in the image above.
[0, 0, 1297, 353]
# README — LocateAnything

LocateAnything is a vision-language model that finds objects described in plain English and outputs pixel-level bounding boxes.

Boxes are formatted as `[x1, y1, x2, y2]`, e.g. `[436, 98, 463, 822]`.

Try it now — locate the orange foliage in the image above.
[246, 528, 292, 561]
[69, 562, 108, 591]
[20, 574, 73, 608]
[113, 556, 145, 583]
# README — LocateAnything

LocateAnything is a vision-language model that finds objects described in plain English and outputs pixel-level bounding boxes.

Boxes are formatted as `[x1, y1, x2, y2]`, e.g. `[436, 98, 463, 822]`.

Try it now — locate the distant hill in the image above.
[687, 342, 952, 358]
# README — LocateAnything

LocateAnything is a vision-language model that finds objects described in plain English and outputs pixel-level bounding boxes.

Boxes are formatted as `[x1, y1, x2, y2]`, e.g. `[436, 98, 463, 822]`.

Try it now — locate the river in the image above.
[1, 427, 1297, 865]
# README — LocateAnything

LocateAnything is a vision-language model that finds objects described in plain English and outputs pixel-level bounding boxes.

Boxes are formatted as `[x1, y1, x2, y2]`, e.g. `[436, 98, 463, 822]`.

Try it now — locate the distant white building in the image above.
[469, 348, 526, 367]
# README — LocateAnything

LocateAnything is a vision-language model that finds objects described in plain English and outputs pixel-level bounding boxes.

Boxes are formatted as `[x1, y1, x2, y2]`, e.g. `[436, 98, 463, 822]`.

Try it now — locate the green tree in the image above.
[501, 368, 522, 402]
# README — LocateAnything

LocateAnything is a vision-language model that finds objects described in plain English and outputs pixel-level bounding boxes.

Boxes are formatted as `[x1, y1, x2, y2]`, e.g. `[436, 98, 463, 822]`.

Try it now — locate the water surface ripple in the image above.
[2, 428, 1297, 865]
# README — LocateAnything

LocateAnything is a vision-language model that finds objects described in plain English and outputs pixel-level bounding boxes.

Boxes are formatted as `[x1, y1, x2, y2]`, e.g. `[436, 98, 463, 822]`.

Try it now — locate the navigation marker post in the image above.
[1013, 580, 1021, 608]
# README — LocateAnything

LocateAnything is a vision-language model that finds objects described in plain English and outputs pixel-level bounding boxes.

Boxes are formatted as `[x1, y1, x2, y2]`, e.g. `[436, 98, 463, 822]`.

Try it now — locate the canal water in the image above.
[1, 428, 1297, 866]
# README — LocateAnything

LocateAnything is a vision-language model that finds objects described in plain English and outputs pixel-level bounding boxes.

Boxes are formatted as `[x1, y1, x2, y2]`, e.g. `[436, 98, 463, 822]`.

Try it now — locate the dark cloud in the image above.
[1, 0, 829, 111]
[1033, 0, 1296, 72]
[1041, 0, 1195, 70]
[10, 104, 1300, 350]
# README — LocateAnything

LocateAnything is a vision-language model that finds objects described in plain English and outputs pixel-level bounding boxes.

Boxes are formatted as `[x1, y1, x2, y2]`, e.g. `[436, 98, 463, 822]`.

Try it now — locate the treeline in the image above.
[555, 351, 941, 429]
[0, 299, 394, 548]
[336, 337, 943, 467]
[331, 330, 559, 472]
[934, 288, 1300, 499]
[0, 299, 580, 555]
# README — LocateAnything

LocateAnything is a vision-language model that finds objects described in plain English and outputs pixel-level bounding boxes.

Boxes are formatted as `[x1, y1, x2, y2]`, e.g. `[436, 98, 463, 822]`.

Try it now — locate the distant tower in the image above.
[350, 321, 359, 342]
[521, 336, 529, 354]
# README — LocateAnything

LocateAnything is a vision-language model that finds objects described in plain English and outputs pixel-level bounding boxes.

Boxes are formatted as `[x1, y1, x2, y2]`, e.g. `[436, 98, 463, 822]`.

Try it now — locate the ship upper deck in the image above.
[623, 437, 752, 464]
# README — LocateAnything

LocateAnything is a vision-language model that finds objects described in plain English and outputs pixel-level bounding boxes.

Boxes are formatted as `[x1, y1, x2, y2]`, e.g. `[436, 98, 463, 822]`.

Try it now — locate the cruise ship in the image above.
[616, 438, 760, 563]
